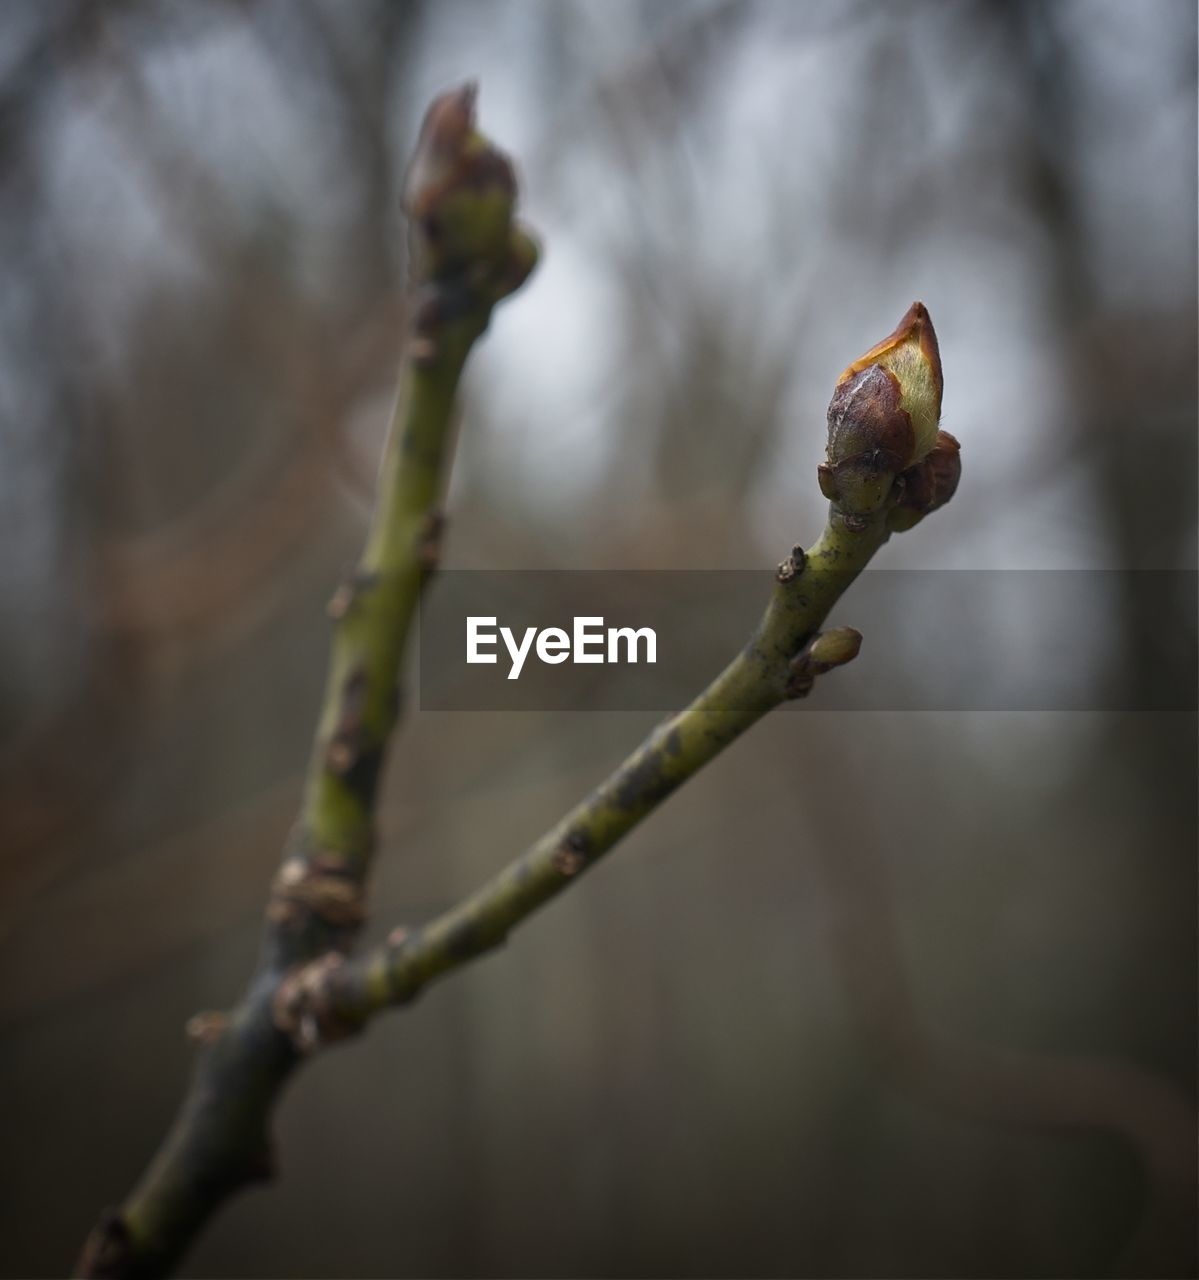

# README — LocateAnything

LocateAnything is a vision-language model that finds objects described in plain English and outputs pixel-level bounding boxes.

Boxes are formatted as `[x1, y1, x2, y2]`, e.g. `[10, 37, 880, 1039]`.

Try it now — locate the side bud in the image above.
[888, 430, 962, 533]
[821, 302, 944, 519]
[805, 627, 864, 673]
[785, 627, 863, 699]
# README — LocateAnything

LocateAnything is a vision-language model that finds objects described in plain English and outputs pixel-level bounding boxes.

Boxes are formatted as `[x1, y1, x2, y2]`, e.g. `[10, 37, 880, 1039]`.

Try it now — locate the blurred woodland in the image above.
[0, 1, 1195, 1276]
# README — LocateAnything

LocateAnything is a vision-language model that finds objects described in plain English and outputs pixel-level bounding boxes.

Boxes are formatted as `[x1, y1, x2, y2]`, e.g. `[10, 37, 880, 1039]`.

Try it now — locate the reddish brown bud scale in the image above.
[888, 430, 962, 532]
[416, 83, 476, 160]
[826, 363, 915, 475]
[402, 83, 489, 220]
[906, 429, 961, 511]
[927, 430, 961, 500]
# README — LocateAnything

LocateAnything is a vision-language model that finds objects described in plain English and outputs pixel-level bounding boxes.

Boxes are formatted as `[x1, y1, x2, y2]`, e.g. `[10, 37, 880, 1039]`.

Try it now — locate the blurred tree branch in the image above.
[76, 83, 539, 1278]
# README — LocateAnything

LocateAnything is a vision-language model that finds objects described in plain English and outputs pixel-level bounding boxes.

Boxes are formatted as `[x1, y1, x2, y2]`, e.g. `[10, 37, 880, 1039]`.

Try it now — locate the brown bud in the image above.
[402, 84, 482, 219]
[888, 430, 962, 532]
[823, 302, 944, 517]
[825, 364, 913, 515]
[402, 84, 535, 299]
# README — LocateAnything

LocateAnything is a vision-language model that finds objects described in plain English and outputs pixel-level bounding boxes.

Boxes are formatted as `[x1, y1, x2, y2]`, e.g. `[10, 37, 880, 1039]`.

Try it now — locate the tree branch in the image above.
[78, 87, 963, 1279]
[275, 517, 888, 1036]
[272, 303, 962, 1040]
[76, 83, 538, 1280]
[271, 82, 539, 964]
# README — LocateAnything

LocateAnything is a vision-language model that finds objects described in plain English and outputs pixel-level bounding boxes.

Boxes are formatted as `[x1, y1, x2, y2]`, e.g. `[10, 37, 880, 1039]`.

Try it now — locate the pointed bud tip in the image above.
[405, 82, 502, 216]
[421, 82, 479, 149]
[837, 301, 941, 395]
[833, 301, 943, 462]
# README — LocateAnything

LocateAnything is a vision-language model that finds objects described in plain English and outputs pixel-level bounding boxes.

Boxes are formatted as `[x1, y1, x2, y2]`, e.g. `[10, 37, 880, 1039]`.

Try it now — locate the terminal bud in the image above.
[821, 302, 944, 517]
[403, 83, 539, 304]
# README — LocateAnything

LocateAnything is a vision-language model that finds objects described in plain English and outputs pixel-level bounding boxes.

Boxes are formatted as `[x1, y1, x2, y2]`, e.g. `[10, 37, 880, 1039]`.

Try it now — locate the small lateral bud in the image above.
[888, 429, 962, 533]
[824, 302, 944, 517]
[806, 627, 863, 673]
[492, 225, 541, 302]
[403, 84, 479, 213]
[785, 627, 864, 698]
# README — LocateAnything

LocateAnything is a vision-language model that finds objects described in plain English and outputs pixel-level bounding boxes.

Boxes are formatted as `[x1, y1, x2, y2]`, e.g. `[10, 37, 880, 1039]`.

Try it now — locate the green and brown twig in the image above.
[77, 87, 960, 1279]
[77, 82, 539, 1279]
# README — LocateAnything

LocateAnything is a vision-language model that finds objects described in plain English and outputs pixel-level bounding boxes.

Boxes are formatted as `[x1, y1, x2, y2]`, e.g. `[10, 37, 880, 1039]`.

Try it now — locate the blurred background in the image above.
[0, 1, 1195, 1276]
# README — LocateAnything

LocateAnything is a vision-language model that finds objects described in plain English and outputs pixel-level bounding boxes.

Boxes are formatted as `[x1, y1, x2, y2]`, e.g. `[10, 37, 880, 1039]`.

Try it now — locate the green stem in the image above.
[75, 319, 492, 1280]
[74, 86, 949, 1280]
[294, 327, 476, 881]
[71, 83, 528, 1278]
[312, 508, 890, 1022]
